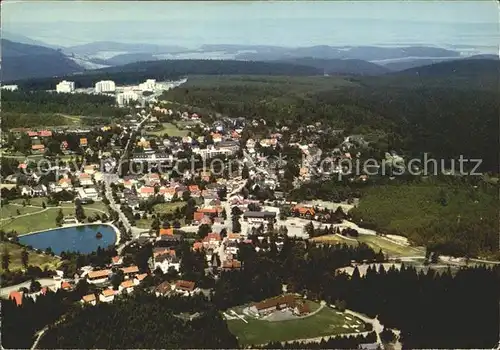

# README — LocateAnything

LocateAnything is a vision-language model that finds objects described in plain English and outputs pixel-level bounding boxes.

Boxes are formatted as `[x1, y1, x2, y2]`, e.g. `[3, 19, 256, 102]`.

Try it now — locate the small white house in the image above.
[99, 289, 116, 303]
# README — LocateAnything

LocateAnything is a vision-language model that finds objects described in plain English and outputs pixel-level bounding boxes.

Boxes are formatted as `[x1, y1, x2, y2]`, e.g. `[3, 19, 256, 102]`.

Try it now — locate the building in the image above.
[121, 265, 139, 279]
[99, 289, 116, 303]
[202, 232, 221, 250]
[248, 294, 299, 316]
[95, 80, 116, 93]
[56, 80, 75, 93]
[242, 211, 276, 225]
[116, 91, 139, 106]
[77, 187, 99, 201]
[155, 281, 172, 297]
[222, 259, 242, 270]
[153, 249, 180, 274]
[87, 269, 111, 284]
[2, 84, 18, 91]
[119, 280, 135, 294]
[81, 293, 97, 306]
[31, 144, 45, 153]
[9, 291, 23, 306]
[79, 173, 93, 186]
[139, 79, 156, 92]
[174, 280, 197, 296]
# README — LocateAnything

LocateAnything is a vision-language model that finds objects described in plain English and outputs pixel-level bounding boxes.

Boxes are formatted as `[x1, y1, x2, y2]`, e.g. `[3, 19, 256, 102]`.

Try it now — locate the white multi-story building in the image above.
[1, 85, 18, 91]
[139, 79, 156, 92]
[95, 80, 116, 93]
[56, 80, 75, 93]
[116, 91, 139, 106]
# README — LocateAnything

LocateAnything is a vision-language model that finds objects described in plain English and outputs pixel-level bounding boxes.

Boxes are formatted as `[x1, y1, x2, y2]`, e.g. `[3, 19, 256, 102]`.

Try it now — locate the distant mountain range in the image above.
[1, 39, 82, 81]
[2, 36, 499, 82]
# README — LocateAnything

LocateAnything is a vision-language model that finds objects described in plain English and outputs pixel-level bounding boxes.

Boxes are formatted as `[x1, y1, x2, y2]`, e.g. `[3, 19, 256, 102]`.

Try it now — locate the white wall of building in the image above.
[95, 80, 116, 93]
[56, 80, 75, 93]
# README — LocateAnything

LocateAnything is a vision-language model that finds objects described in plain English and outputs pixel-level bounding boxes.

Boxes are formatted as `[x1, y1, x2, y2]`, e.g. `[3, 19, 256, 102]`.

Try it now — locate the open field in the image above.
[12, 197, 50, 207]
[309, 234, 358, 247]
[146, 122, 188, 137]
[357, 235, 424, 257]
[153, 201, 186, 214]
[61, 201, 109, 214]
[227, 302, 366, 346]
[0, 242, 61, 272]
[1, 205, 41, 219]
[135, 219, 153, 229]
[0, 208, 75, 234]
[310, 233, 424, 257]
[10, 197, 108, 214]
[0, 201, 108, 235]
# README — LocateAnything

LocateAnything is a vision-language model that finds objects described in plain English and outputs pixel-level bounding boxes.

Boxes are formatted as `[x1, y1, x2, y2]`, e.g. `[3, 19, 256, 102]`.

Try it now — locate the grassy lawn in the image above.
[0, 242, 61, 272]
[135, 219, 153, 229]
[1, 204, 42, 218]
[309, 234, 358, 247]
[153, 201, 186, 214]
[357, 235, 424, 257]
[11, 197, 50, 207]
[0, 208, 75, 235]
[61, 201, 109, 214]
[227, 302, 365, 346]
[146, 122, 188, 137]
[310, 234, 423, 257]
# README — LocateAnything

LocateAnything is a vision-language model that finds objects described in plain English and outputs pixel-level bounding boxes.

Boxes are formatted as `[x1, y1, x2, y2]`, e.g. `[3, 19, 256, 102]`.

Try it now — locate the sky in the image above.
[2, 1, 499, 50]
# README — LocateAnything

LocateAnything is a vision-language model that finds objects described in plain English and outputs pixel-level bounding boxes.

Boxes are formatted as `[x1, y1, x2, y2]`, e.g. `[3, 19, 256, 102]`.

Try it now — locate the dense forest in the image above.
[11, 59, 322, 89]
[1, 91, 128, 129]
[38, 294, 238, 349]
[162, 75, 499, 171]
[349, 179, 499, 257]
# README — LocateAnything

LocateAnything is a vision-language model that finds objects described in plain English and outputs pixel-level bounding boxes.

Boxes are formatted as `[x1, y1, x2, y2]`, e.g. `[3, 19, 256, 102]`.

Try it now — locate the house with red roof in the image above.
[9, 291, 23, 306]
[79, 173, 93, 187]
[119, 280, 136, 294]
[121, 265, 140, 279]
[31, 144, 45, 153]
[139, 186, 155, 198]
[174, 280, 197, 296]
[38, 130, 52, 137]
[192, 242, 203, 251]
[81, 293, 96, 305]
[211, 132, 222, 143]
[58, 177, 73, 189]
[222, 259, 242, 270]
[61, 281, 72, 291]
[188, 185, 201, 197]
[111, 256, 123, 266]
[202, 233, 221, 250]
[99, 288, 116, 303]
[159, 187, 176, 201]
[159, 228, 174, 236]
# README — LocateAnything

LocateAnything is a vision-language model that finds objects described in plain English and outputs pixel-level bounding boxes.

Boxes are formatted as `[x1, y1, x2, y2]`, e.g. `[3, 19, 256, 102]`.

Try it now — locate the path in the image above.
[344, 309, 384, 345]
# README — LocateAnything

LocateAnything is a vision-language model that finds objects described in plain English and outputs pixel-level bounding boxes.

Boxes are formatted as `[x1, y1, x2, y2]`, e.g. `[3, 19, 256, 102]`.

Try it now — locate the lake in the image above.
[18, 224, 117, 255]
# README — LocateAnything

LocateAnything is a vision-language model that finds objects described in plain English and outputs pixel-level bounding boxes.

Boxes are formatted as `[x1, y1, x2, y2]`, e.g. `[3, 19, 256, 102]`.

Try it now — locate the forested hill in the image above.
[391, 59, 500, 79]
[2, 39, 82, 81]
[10, 59, 323, 90]
[163, 74, 499, 171]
